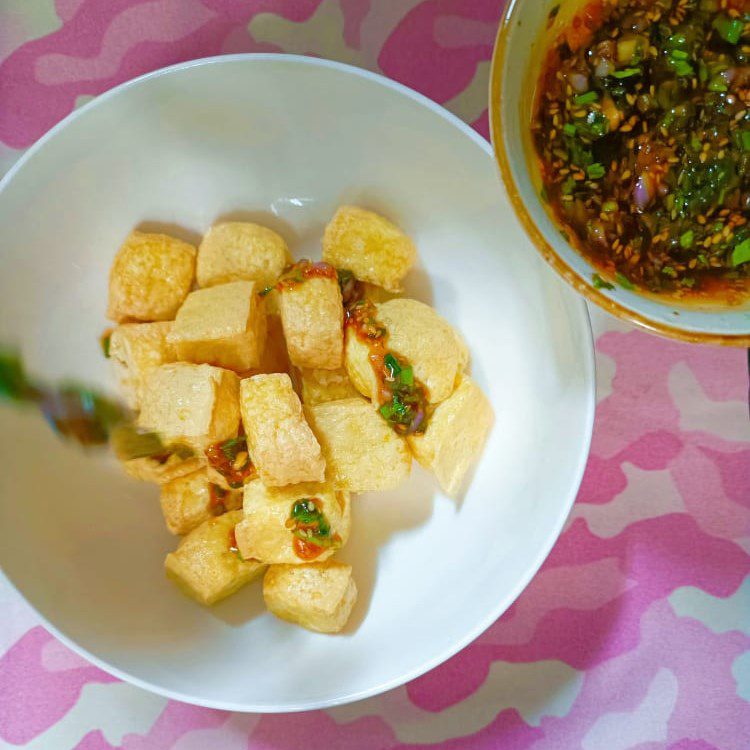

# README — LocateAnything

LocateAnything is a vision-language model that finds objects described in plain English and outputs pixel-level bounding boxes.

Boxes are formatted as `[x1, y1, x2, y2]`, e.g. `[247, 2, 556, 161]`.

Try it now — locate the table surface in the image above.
[0, 2, 748, 749]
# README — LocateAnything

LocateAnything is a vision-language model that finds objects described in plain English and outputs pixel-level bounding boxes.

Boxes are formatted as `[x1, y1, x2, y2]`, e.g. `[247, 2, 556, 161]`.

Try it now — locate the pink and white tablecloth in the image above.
[1, 2, 749, 748]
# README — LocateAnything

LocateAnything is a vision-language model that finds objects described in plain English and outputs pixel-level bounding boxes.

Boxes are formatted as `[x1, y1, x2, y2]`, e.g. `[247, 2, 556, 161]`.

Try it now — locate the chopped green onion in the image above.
[602, 201, 618, 212]
[671, 59, 694, 77]
[586, 163, 606, 180]
[592, 273, 615, 290]
[384, 353, 401, 378]
[679, 230, 694, 248]
[662, 266, 677, 278]
[400, 366, 414, 386]
[708, 77, 728, 92]
[712, 14, 743, 45]
[615, 272, 635, 290]
[740, 131, 750, 152]
[670, 49, 689, 60]
[574, 91, 598, 106]
[612, 67, 641, 79]
[731, 238, 750, 267]
[563, 123, 577, 136]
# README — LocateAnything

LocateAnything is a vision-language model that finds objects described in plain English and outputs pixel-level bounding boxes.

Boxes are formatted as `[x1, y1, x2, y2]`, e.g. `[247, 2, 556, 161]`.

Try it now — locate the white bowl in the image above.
[0, 55, 595, 711]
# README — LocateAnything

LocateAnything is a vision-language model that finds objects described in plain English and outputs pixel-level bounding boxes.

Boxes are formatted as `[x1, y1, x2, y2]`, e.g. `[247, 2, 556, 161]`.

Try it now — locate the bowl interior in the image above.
[493, 0, 750, 342]
[0, 55, 594, 711]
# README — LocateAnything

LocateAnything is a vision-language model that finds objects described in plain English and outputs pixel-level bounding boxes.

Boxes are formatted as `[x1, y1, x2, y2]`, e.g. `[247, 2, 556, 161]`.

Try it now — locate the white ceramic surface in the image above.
[492, 0, 750, 344]
[0, 55, 595, 712]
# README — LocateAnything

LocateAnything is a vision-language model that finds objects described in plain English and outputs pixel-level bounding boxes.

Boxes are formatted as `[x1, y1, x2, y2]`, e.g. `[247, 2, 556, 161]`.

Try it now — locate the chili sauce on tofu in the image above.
[533, 0, 750, 297]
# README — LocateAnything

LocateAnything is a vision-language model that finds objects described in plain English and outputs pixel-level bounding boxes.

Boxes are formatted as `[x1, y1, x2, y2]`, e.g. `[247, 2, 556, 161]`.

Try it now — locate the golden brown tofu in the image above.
[138, 363, 240, 451]
[234, 480, 350, 564]
[408, 377, 493, 496]
[306, 397, 411, 492]
[121, 453, 206, 485]
[160, 469, 242, 535]
[108, 322, 176, 410]
[107, 231, 196, 322]
[263, 561, 357, 633]
[239, 374, 325, 486]
[168, 281, 266, 372]
[344, 298, 468, 404]
[164, 510, 265, 605]
[196, 222, 290, 288]
[244, 314, 291, 377]
[298, 367, 358, 406]
[277, 276, 344, 370]
[322, 206, 416, 292]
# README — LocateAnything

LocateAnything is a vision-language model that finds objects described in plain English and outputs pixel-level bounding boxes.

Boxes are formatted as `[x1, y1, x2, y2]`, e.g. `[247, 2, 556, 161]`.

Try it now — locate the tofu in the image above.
[306, 397, 411, 492]
[108, 322, 176, 410]
[245, 314, 291, 376]
[278, 276, 344, 370]
[168, 281, 266, 372]
[120, 453, 205, 485]
[322, 206, 416, 292]
[138, 363, 240, 451]
[165, 510, 265, 605]
[234, 480, 350, 564]
[160, 469, 242, 535]
[298, 367, 358, 406]
[107, 231, 196, 322]
[345, 298, 468, 404]
[196, 222, 290, 288]
[239, 374, 325, 486]
[408, 377, 493, 496]
[263, 561, 357, 633]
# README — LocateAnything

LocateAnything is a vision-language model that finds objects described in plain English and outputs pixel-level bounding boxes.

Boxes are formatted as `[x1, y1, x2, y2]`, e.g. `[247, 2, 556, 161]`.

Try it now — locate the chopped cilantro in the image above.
[592, 273, 615, 290]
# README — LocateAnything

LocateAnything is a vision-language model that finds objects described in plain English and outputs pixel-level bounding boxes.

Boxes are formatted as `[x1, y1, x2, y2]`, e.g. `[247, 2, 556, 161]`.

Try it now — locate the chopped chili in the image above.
[286, 498, 341, 561]
[205, 435, 255, 489]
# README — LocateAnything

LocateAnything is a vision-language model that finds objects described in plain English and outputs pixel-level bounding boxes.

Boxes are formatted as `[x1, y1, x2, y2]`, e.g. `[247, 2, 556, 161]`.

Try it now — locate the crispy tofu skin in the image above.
[121, 453, 205, 485]
[196, 222, 290, 288]
[107, 231, 196, 322]
[306, 397, 411, 492]
[160, 469, 241, 535]
[108, 322, 176, 410]
[278, 276, 344, 370]
[234, 480, 350, 564]
[263, 561, 357, 633]
[408, 377, 493, 496]
[344, 298, 468, 404]
[239, 374, 325, 486]
[168, 281, 267, 372]
[322, 206, 416, 292]
[298, 367, 358, 406]
[138, 363, 240, 451]
[164, 510, 265, 605]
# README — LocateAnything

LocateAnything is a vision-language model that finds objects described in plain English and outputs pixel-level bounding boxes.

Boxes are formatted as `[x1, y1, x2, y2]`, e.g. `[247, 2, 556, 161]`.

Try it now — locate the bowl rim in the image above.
[489, 0, 750, 347]
[0, 52, 596, 712]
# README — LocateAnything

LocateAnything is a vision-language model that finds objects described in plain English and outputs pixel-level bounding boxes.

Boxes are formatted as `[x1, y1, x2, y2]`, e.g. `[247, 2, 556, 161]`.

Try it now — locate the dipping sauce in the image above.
[533, 0, 750, 297]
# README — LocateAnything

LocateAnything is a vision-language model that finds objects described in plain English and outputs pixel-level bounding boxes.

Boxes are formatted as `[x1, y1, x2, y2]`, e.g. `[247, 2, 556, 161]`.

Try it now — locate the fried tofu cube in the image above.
[345, 298, 468, 404]
[108, 322, 176, 410]
[239, 374, 325, 486]
[408, 377, 493, 496]
[138, 363, 240, 450]
[322, 206, 417, 292]
[298, 367, 358, 406]
[196, 222, 290, 288]
[121, 453, 206, 485]
[263, 561, 357, 633]
[168, 281, 266, 372]
[107, 231, 196, 322]
[278, 276, 344, 370]
[245, 314, 291, 376]
[306, 397, 411, 492]
[234, 480, 350, 564]
[165, 510, 265, 605]
[160, 469, 242, 535]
